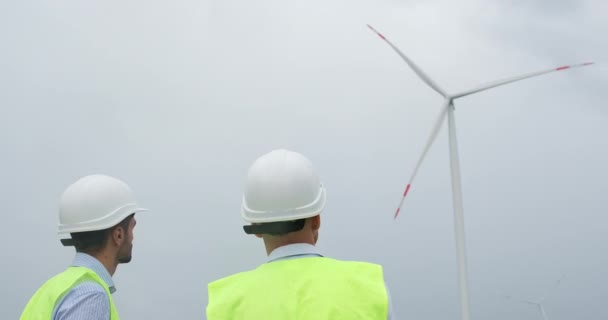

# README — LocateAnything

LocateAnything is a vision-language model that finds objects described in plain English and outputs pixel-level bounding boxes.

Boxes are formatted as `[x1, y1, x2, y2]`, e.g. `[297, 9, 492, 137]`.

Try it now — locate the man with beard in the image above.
[20, 174, 148, 320]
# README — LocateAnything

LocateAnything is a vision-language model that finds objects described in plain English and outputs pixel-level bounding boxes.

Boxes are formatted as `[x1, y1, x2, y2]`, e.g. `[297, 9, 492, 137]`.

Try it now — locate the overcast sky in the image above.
[1, 0, 607, 319]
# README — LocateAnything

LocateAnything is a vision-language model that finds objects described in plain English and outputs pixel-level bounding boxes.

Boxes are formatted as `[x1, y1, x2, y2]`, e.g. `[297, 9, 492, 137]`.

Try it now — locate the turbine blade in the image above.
[393, 99, 450, 219]
[506, 295, 541, 306]
[541, 274, 566, 302]
[452, 62, 594, 99]
[519, 299, 541, 306]
[367, 24, 447, 98]
[555, 274, 566, 290]
[540, 305, 549, 320]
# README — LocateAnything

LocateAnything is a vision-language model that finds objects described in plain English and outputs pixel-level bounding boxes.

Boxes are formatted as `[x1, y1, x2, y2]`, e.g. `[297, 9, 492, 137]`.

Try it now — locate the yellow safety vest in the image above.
[20, 266, 119, 320]
[207, 257, 388, 320]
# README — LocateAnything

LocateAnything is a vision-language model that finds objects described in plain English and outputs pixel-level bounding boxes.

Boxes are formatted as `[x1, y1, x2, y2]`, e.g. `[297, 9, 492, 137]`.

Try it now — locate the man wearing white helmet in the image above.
[20, 174, 148, 320]
[207, 149, 394, 319]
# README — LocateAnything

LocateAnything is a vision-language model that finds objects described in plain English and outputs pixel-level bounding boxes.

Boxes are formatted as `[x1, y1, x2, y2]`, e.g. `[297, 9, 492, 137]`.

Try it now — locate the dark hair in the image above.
[70, 214, 134, 253]
[243, 218, 306, 236]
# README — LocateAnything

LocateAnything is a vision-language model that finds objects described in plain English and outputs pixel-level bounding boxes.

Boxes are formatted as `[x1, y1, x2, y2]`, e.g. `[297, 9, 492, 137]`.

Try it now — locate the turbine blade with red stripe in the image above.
[452, 62, 594, 99]
[367, 24, 448, 98]
[394, 99, 451, 219]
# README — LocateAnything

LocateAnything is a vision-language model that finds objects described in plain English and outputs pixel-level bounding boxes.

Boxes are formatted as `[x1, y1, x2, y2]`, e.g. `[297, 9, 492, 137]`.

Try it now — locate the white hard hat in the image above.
[241, 149, 326, 223]
[58, 174, 148, 234]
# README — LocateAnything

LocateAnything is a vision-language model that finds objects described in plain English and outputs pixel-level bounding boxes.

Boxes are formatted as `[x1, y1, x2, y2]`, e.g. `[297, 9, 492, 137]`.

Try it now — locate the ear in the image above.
[310, 215, 321, 231]
[112, 226, 125, 246]
[255, 233, 263, 239]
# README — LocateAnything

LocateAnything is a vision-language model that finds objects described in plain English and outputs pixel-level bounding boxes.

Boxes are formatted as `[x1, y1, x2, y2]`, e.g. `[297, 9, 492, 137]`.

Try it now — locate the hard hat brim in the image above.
[57, 206, 149, 235]
[241, 186, 326, 223]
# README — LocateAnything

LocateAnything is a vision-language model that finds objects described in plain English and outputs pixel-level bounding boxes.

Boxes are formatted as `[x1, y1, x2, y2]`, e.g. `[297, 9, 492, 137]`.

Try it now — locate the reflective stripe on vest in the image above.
[20, 266, 119, 320]
[207, 257, 388, 320]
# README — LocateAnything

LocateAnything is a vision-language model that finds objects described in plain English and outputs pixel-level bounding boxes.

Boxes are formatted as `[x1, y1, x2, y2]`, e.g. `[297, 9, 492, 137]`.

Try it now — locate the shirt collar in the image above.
[267, 243, 323, 263]
[72, 252, 116, 294]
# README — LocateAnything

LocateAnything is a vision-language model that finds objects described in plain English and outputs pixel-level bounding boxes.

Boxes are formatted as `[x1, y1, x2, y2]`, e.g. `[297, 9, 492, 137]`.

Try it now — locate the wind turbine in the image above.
[511, 298, 549, 320]
[366, 24, 592, 320]
[506, 275, 566, 320]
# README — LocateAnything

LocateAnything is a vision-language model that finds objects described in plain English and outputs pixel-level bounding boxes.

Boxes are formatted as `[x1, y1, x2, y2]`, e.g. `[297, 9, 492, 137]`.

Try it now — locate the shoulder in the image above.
[208, 268, 254, 290]
[318, 258, 387, 289]
[321, 257, 384, 272]
[54, 282, 110, 319]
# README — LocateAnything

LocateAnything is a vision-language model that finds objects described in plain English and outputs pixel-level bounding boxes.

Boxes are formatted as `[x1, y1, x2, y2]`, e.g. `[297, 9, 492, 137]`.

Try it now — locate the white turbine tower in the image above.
[367, 24, 592, 320]
[506, 275, 566, 320]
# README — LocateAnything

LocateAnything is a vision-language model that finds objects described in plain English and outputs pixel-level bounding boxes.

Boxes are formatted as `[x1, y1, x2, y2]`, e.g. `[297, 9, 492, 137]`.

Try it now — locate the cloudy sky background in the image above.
[1, 0, 607, 319]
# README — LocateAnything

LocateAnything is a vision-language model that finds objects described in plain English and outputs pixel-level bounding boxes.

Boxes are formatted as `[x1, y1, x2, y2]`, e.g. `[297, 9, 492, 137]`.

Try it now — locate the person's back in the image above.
[208, 256, 388, 319]
[206, 149, 393, 320]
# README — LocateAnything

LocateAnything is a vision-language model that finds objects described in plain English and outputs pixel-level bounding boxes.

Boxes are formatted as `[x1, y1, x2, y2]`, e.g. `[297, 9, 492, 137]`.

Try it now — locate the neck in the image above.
[88, 251, 118, 276]
[263, 233, 315, 256]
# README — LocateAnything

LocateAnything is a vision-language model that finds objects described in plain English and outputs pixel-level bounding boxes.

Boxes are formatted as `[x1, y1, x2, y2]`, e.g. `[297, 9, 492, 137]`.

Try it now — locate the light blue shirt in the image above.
[268, 243, 395, 319]
[51, 253, 115, 320]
